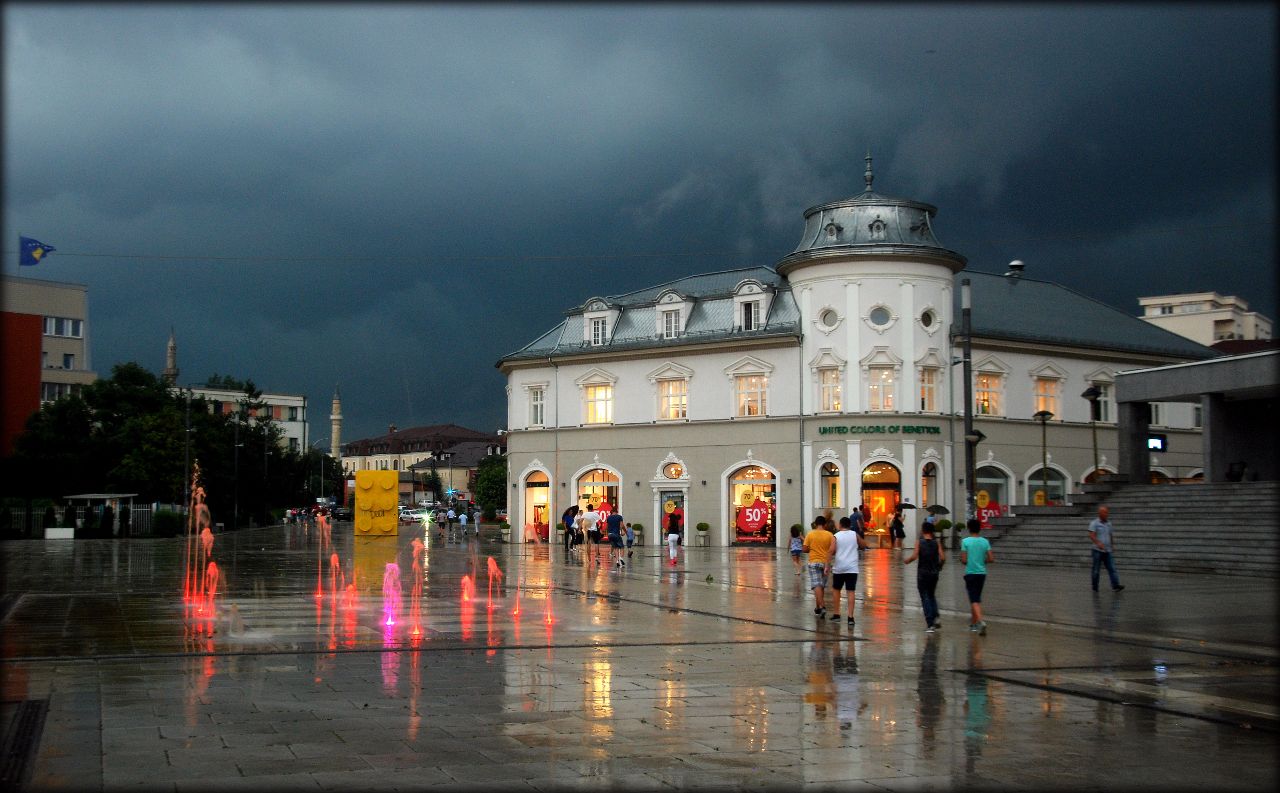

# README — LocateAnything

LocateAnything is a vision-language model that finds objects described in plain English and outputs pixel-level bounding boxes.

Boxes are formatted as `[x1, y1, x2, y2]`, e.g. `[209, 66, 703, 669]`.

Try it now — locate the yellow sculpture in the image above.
[354, 470, 399, 535]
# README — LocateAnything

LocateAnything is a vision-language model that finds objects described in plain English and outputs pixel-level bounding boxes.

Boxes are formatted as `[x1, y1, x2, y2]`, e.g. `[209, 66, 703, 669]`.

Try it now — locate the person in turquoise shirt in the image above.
[959, 518, 994, 635]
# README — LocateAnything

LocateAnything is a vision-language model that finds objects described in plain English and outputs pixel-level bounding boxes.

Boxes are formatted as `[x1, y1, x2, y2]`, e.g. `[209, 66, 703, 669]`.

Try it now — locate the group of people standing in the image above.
[560, 503, 635, 568]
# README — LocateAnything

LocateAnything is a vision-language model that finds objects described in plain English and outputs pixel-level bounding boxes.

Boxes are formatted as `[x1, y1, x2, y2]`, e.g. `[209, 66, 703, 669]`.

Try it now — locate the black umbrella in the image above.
[897, 502, 918, 509]
[925, 504, 950, 515]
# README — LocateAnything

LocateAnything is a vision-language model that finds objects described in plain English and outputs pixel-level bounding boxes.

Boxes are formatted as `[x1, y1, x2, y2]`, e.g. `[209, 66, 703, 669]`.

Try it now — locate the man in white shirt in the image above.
[581, 505, 603, 564]
[828, 516, 868, 627]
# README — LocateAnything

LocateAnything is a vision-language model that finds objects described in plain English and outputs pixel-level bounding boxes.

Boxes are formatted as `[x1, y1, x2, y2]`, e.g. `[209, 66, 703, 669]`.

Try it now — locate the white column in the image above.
[900, 280, 917, 414]
[800, 287, 813, 417]
[801, 442, 814, 528]
[901, 440, 917, 548]
[846, 440, 861, 509]
[845, 282, 861, 412]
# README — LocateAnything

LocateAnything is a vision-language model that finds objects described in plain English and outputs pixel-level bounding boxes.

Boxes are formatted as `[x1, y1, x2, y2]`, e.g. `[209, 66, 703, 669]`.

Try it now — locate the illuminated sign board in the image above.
[1147, 434, 1167, 451]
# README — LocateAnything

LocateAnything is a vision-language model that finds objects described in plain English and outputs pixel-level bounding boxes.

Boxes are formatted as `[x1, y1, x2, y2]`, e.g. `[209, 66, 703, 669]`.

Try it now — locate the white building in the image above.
[498, 160, 1215, 548]
[1139, 291, 1273, 345]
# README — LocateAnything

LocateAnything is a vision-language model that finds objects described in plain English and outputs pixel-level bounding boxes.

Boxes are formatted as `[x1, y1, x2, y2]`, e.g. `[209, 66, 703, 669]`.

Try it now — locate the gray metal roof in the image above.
[957, 271, 1218, 360]
[498, 266, 801, 363]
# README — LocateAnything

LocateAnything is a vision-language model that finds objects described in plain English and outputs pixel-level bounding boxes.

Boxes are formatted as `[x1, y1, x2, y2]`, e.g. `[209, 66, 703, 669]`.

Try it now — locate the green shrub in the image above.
[152, 510, 184, 537]
[696, 522, 710, 531]
[935, 518, 953, 533]
[631, 523, 643, 532]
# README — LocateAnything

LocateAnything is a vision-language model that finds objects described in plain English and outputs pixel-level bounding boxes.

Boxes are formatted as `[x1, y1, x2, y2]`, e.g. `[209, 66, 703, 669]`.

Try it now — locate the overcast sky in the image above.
[5, 3, 1275, 443]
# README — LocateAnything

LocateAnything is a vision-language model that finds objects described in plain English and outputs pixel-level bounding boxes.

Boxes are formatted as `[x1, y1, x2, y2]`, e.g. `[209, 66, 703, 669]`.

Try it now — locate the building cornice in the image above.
[498, 334, 801, 374]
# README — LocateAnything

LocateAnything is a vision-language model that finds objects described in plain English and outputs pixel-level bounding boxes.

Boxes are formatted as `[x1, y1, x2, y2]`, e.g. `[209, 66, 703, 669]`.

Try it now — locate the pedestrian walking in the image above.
[960, 518, 993, 634]
[562, 506, 579, 553]
[606, 510, 626, 568]
[458, 510, 468, 536]
[802, 515, 836, 617]
[582, 503, 603, 563]
[890, 509, 906, 549]
[624, 521, 635, 558]
[446, 507, 456, 533]
[472, 507, 482, 536]
[828, 516, 867, 626]
[788, 525, 805, 574]
[1088, 505, 1125, 592]
[666, 508, 683, 566]
[904, 521, 946, 632]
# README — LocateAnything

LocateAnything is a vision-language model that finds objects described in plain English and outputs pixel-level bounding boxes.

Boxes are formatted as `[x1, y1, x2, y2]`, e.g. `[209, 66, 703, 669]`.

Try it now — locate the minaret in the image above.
[163, 328, 179, 385]
[329, 386, 343, 467]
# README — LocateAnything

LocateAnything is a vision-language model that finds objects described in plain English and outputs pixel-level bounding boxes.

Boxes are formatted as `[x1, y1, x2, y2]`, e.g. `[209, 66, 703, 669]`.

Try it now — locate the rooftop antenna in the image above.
[1004, 259, 1025, 278]
[864, 151, 874, 192]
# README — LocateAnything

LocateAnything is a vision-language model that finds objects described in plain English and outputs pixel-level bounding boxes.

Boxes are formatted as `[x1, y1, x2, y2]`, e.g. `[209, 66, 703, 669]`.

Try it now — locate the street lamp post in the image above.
[1081, 384, 1102, 483]
[1033, 409, 1054, 504]
[960, 278, 976, 548]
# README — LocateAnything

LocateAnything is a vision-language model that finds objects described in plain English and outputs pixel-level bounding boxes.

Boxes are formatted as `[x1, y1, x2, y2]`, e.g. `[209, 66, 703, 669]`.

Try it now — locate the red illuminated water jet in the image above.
[486, 557, 503, 610]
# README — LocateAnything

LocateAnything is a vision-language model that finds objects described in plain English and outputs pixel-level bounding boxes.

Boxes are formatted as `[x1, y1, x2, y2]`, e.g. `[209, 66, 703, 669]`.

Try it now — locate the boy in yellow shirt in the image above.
[802, 516, 837, 616]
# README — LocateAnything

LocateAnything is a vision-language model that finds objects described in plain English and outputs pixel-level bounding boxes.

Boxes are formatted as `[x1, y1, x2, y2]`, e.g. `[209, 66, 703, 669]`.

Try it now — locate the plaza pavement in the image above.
[1, 521, 1276, 791]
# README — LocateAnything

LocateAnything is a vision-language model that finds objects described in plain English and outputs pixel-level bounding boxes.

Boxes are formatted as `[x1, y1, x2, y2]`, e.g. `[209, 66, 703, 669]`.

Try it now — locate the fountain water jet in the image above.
[486, 557, 503, 610]
[382, 563, 402, 628]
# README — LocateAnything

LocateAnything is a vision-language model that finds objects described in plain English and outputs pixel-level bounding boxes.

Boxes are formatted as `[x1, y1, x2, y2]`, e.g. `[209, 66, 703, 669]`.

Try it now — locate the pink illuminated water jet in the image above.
[461, 574, 475, 604]
[382, 563, 402, 627]
[408, 539, 425, 637]
[486, 557, 503, 610]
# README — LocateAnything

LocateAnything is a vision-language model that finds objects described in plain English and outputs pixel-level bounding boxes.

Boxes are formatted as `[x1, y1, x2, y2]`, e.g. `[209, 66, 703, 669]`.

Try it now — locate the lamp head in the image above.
[1033, 409, 1054, 422]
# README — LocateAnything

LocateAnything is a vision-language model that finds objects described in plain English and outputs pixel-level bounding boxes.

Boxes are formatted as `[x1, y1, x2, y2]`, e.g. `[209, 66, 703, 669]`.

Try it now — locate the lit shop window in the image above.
[735, 375, 767, 417]
[975, 373, 1002, 416]
[584, 384, 613, 424]
[658, 379, 687, 420]
[819, 368, 841, 412]
[1034, 376, 1060, 416]
[867, 366, 895, 412]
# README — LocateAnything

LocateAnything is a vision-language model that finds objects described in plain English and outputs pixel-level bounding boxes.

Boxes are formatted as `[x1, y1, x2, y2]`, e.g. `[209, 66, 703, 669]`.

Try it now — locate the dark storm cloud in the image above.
[5, 4, 1274, 441]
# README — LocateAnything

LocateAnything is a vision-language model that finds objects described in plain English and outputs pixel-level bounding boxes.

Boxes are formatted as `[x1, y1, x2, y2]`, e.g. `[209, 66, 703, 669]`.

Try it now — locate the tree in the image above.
[473, 454, 507, 518]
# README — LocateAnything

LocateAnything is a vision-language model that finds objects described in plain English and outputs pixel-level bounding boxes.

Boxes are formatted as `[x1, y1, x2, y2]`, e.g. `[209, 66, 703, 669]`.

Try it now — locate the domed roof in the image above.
[776, 155, 967, 274]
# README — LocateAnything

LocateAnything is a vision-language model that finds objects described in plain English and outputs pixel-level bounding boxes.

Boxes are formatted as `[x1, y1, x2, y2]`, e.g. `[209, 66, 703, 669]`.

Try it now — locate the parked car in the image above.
[332, 506, 353, 521]
[495, 509, 508, 522]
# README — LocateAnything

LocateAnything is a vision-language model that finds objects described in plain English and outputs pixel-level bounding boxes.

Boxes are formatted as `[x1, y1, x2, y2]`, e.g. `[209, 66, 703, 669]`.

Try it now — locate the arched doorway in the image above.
[920, 461, 938, 508]
[729, 465, 776, 545]
[1084, 468, 1110, 484]
[861, 462, 900, 541]
[577, 467, 619, 519]
[975, 465, 1010, 529]
[522, 470, 550, 541]
[1027, 467, 1068, 505]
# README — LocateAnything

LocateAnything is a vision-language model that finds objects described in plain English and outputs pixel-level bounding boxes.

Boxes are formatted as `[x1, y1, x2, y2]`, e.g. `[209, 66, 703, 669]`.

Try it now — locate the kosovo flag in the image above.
[19, 236, 55, 266]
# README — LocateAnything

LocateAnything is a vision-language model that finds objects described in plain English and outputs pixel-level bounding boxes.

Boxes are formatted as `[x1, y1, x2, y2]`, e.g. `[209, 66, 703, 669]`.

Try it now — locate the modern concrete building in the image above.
[1, 275, 98, 455]
[497, 160, 1216, 549]
[1138, 291, 1273, 346]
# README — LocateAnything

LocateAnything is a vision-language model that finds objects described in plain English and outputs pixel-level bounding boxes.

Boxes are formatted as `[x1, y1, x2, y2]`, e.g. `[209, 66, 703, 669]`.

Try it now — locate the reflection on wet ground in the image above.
[2, 524, 1276, 790]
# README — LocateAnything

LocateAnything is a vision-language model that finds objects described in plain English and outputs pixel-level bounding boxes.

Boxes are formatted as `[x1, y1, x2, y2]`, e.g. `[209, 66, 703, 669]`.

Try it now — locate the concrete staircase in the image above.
[986, 479, 1280, 577]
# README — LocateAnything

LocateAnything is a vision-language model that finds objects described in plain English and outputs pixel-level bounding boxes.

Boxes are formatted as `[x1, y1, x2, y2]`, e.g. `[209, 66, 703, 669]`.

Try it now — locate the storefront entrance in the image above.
[658, 490, 685, 536]
[522, 471, 550, 541]
[577, 468, 619, 518]
[860, 462, 901, 544]
[729, 465, 776, 545]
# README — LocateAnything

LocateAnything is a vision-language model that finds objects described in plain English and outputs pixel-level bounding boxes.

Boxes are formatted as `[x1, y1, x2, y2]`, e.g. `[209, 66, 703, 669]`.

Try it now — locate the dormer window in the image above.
[742, 301, 760, 331]
[590, 317, 607, 345]
[662, 309, 681, 339]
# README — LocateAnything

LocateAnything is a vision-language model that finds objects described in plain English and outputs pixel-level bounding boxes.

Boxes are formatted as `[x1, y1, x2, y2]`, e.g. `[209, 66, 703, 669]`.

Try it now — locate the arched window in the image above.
[975, 465, 1010, 526]
[577, 468, 620, 517]
[729, 465, 776, 545]
[820, 462, 841, 508]
[1027, 467, 1068, 505]
[920, 462, 938, 508]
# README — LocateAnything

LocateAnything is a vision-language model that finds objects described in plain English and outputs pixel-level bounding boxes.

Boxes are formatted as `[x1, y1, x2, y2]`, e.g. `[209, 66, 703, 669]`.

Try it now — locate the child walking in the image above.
[788, 525, 804, 574]
[960, 518, 994, 635]
[903, 521, 946, 632]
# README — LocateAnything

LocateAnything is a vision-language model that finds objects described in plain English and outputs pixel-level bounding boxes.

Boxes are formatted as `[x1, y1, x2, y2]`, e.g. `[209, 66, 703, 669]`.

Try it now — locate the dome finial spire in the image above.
[864, 151, 874, 192]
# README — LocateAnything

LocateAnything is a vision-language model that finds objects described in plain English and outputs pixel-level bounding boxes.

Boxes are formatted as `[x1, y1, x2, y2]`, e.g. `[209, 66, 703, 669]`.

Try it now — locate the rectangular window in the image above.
[662, 310, 681, 339]
[288, 406, 299, 421]
[742, 302, 760, 331]
[1034, 376, 1060, 416]
[585, 384, 613, 424]
[867, 366, 895, 412]
[659, 379, 687, 420]
[70, 319, 82, 338]
[1159, 305, 1173, 315]
[819, 368, 841, 412]
[63, 353, 75, 370]
[1096, 383, 1113, 422]
[590, 318, 607, 346]
[919, 368, 938, 412]
[1150, 402, 1163, 426]
[1193, 403, 1202, 428]
[289, 437, 299, 451]
[735, 374, 767, 416]
[42, 316, 84, 338]
[975, 373, 1002, 416]
[44, 317, 54, 334]
[529, 387, 546, 426]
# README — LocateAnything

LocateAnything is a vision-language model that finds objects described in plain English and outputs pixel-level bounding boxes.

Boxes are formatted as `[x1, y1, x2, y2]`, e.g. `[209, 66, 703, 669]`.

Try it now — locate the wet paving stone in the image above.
[2, 525, 1278, 790]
